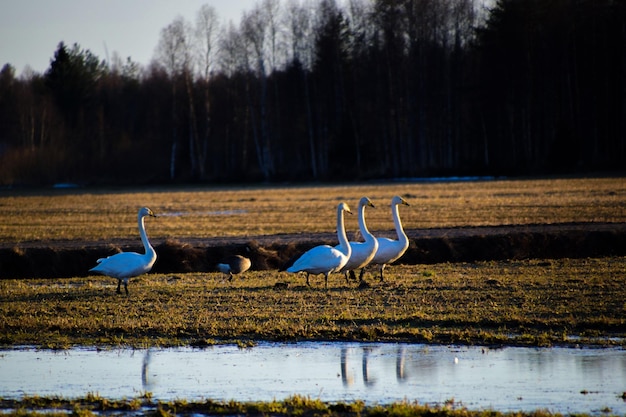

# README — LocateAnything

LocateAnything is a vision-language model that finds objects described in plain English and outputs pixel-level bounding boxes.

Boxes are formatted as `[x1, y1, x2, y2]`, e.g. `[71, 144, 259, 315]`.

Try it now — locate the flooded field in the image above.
[1, 342, 625, 415]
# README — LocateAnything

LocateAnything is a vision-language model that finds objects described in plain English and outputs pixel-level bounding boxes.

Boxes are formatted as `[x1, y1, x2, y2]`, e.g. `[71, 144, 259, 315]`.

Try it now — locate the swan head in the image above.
[139, 207, 157, 218]
[359, 197, 375, 209]
[391, 196, 410, 207]
[338, 202, 352, 215]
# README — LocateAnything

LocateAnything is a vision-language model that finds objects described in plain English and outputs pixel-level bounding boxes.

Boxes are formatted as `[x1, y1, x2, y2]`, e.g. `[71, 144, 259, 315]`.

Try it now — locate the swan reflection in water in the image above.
[362, 347, 377, 387]
[396, 346, 407, 383]
[142, 349, 155, 391]
[341, 346, 408, 387]
[3, 344, 621, 414]
[340, 348, 355, 386]
[140, 345, 409, 392]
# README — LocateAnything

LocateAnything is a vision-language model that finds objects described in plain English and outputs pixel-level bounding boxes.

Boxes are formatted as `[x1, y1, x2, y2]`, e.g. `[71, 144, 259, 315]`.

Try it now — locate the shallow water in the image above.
[1, 342, 625, 415]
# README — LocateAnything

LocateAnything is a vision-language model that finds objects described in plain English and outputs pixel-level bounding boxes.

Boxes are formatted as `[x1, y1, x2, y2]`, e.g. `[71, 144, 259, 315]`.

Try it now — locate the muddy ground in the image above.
[1, 222, 625, 279]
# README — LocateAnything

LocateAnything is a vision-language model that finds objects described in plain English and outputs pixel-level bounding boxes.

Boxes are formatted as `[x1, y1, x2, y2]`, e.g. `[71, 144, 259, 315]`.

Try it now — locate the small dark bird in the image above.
[217, 255, 252, 281]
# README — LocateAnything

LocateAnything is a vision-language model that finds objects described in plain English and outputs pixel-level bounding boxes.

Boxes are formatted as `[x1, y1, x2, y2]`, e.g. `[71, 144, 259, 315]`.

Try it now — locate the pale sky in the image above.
[0, 0, 259, 76]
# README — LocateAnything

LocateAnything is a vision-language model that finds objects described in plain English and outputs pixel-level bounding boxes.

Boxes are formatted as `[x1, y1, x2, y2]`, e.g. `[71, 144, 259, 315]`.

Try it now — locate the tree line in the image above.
[0, 0, 624, 185]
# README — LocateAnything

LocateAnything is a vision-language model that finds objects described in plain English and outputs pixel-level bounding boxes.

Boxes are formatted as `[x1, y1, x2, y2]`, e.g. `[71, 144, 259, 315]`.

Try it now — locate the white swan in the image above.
[337, 197, 378, 282]
[89, 207, 157, 295]
[367, 196, 410, 281]
[286, 202, 352, 289]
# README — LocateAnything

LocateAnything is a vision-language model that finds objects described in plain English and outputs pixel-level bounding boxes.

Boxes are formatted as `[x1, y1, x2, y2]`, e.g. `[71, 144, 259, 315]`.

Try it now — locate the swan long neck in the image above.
[138, 214, 155, 257]
[337, 206, 351, 258]
[392, 203, 408, 244]
[358, 203, 374, 241]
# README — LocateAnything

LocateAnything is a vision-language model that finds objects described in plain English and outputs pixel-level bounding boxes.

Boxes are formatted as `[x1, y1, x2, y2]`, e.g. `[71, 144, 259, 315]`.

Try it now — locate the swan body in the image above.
[368, 196, 410, 281]
[89, 207, 157, 295]
[217, 255, 252, 280]
[337, 197, 378, 281]
[286, 202, 352, 288]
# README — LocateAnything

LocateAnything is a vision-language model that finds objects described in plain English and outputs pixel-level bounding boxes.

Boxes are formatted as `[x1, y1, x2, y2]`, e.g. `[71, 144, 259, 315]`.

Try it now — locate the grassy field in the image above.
[0, 393, 590, 417]
[1, 177, 626, 415]
[1, 257, 625, 349]
[0, 177, 624, 244]
[0, 176, 625, 349]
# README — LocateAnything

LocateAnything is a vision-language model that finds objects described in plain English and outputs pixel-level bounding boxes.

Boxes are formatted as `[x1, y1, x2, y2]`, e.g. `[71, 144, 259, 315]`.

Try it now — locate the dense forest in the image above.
[0, 0, 624, 185]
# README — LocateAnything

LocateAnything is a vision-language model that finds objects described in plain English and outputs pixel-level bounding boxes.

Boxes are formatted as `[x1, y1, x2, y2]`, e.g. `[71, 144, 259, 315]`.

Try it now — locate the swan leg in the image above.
[116, 279, 122, 294]
[324, 273, 329, 289]
[344, 271, 351, 283]
[124, 281, 129, 295]
[306, 273, 311, 287]
[379, 264, 386, 282]
[358, 268, 366, 281]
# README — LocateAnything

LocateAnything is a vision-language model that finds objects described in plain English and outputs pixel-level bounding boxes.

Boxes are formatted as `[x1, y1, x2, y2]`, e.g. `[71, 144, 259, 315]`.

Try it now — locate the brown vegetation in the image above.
[0, 393, 581, 417]
[0, 178, 625, 349]
[1, 258, 625, 349]
[0, 177, 624, 279]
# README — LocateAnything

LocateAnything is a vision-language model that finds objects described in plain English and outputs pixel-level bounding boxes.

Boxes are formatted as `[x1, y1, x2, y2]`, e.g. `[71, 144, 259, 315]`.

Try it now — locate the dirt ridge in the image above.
[1, 222, 624, 279]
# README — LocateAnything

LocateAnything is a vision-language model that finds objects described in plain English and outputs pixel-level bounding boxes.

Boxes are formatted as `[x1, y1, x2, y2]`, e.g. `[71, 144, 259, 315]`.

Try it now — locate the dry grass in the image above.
[1, 257, 625, 349]
[0, 393, 578, 417]
[2, 178, 624, 416]
[0, 177, 624, 244]
[1, 177, 625, 349]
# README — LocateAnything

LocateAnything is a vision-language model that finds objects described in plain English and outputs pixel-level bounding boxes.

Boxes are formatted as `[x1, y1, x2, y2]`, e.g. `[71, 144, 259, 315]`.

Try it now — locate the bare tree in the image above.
[218, 22, 250, 76]
[215, 22, 254, 176]
[263, 0, 283, 71]
[194, 4, 220, 179]
[284, 0, 314, 68]
[241, 5, 274, 180]
[345, 0, 374, 176]
[155, 16, 189, 179]
[284, 0, 317, 177]
[155, 16, 204, 179]
[195, 5, 220, 80]
[311, 0, 349, 178]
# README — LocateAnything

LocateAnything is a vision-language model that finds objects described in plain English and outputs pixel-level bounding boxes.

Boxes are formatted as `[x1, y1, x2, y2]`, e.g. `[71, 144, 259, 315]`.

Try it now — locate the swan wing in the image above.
[287, 245, 347, 274]
[371, 238, 408, 265]
[89, 252, 155, 279]
[338, 240, 378, 270]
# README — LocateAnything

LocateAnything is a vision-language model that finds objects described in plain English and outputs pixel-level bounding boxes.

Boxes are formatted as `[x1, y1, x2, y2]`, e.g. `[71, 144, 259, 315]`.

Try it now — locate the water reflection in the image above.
[396, 346, 407, 382]
[1, 342, 625, 415]
[340, 347, 354, 386]
[141, 349, 154, 391]
[362, 347, 377, 387]
[340, 346, 393, 387]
